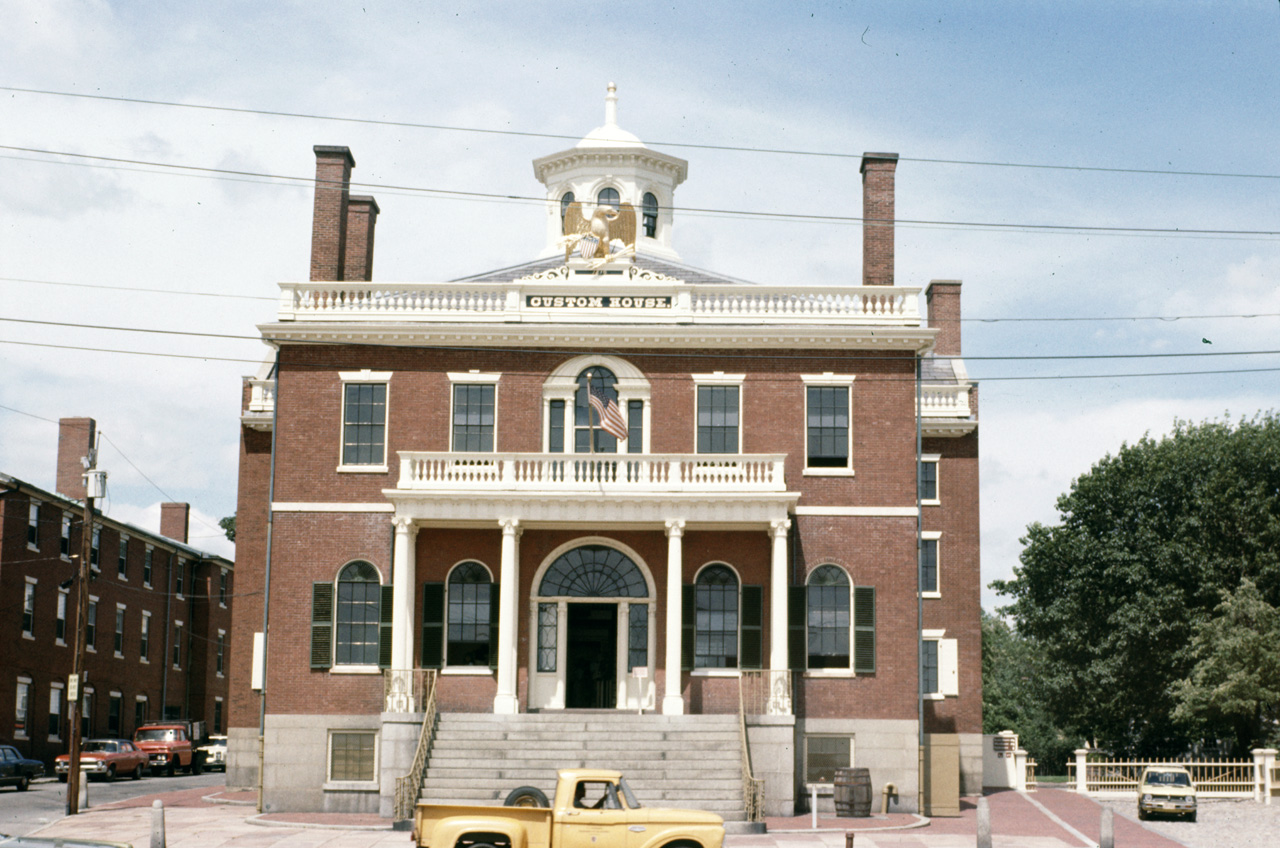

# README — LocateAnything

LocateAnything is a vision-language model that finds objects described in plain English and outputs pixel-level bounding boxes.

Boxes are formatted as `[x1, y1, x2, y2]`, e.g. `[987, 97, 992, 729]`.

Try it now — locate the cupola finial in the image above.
[605, 82, 618, 128]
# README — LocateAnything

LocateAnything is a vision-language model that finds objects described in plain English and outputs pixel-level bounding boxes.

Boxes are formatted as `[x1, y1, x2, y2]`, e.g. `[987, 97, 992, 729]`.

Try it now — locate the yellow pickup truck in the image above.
[412, 768, 726, 848]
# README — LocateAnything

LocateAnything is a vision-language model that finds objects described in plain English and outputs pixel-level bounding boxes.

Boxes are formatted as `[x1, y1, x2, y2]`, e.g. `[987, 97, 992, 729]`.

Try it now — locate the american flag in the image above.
[588, 383, 628, 441]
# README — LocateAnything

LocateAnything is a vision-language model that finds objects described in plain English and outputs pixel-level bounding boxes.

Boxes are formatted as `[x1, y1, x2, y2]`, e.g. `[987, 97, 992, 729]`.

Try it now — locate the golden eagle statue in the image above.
[561, 201, 638, 263]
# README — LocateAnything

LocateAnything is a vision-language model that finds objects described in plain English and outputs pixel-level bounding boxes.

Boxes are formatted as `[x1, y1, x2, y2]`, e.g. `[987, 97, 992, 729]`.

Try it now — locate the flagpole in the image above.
[585, 371, 597, 456]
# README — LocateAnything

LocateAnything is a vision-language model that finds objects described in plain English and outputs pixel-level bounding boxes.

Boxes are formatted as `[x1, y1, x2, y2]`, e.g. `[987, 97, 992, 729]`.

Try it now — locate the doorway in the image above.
[566, 603, 617, 709]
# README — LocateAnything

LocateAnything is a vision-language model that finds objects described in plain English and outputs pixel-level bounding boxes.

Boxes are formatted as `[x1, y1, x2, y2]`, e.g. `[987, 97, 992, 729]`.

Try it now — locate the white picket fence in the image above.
[1067, 748, 1280, 802]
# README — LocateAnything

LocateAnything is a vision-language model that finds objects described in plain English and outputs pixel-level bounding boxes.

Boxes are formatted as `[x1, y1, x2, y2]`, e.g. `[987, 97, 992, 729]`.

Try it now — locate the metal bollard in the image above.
[845, 831, 853, 848]
[1100, 807, 1113, 848]
[811, 784, 818, 830]
[77, 775, 88, 810]
[151, 799, 166, 848]
[976, 796, 991, 848]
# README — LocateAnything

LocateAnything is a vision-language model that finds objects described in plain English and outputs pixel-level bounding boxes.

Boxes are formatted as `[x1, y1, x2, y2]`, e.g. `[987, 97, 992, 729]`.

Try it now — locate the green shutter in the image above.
[310, 582, 334, 669]
[378, 584, 394, 669]
[421, 583, 444, 669]
[488, 582, 500, 670]
[788, 585, 807, 671]
[681, 585, 695, 670]
[854, 586, 876, 674]
[740, 585, 763, 670]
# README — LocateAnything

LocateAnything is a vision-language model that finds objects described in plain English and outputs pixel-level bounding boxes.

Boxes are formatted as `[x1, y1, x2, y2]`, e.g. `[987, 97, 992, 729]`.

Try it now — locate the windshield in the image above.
[618, 777, 642, 809]
[135, 729, 178, 742]
[82, 741, 117, 753]
[1144, 771, 1192, 787]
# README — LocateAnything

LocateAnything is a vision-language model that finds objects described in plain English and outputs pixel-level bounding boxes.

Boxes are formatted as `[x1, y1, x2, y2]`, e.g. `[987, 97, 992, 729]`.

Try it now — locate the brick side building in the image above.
[229, 86, 980, 817]
[0, 418, 234, 769]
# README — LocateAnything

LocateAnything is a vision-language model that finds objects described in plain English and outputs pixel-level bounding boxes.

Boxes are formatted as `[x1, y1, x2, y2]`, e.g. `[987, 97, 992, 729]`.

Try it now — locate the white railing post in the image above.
[1075, 749, 1090, 794]
[1254, 748, 1277, 804]
[1014, 748, 1028, 792]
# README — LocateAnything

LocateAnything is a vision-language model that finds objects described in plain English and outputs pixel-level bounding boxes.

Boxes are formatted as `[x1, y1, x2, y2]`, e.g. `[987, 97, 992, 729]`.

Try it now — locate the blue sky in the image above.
[2, 1, 1277, 610]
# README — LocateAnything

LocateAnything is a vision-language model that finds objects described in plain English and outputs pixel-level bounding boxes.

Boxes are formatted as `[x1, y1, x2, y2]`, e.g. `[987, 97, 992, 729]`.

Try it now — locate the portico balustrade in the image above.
[397, 452, 788, 493]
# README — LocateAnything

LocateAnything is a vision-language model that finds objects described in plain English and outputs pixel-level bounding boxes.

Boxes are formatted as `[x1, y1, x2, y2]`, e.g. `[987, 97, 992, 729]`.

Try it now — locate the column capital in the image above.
[499, 517, 522, 537]
[770, 518, 791, 539]
[665, 519, 686, 538]
[393, 516, 417, 534]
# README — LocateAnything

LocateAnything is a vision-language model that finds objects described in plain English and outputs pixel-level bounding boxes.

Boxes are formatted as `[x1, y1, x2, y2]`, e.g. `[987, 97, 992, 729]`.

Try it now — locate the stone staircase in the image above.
[419, 712, 751, 827]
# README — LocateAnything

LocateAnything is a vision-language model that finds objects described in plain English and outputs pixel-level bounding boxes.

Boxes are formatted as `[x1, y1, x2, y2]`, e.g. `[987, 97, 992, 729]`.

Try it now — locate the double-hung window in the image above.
[61, 514, 72, 560]
[311, 561, 392, 671]
[685, 564, 761, 671]
[22, 579, 36, 638]
[802, 375, 854, 473]
[140, 611, 151, 661]
[118, 536, 129, 579]
[921, 534, 941, 596]
[789, 566, 876, 674]
[694, 375, 743, 454]
[339, 371, 391, 470]
[56, 589, 68, 644]
[449, 374, 500, 452]
[26, 503, 39, 550]
[920, 455, 940, 504]
[15, 679, 30, 739]
[114, 605, 126, 657]
[86, 597, 98, 652]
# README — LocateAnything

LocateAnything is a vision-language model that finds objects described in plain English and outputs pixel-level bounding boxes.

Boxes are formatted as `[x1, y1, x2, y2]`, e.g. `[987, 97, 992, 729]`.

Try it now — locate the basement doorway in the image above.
[566, 603, 617, 709]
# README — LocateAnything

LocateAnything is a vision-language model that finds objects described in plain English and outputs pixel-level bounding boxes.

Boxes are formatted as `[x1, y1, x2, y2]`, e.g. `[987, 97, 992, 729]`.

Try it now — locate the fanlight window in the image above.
[539, 545, 648, 598]
[597, 187, 620, 211]
[560, 192, 575, 234]
[642, 192, 658, 238]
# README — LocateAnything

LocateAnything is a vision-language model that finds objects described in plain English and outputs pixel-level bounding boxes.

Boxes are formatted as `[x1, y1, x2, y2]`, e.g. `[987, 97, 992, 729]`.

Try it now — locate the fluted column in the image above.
[663, 519, 685, 716]
[494, 518, 522, 715]
[391, 517, 418, 671]
[769, 519, 790, 672]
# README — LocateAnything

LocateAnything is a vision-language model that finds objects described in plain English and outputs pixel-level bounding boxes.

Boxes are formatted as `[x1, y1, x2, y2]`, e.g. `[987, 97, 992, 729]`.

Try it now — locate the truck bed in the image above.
[414, 802, 553, 848]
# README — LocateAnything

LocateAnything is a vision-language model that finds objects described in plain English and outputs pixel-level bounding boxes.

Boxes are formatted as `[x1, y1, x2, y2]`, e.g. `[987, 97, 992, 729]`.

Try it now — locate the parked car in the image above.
[197, 735, 227, 771]
[0, 746, 44, 791]
[1137, 764, 1197, 822]
[55, 739, 149, 781]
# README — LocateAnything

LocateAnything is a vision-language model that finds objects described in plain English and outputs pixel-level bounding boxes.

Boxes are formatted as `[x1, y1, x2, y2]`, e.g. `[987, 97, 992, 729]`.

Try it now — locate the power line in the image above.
[4, 276, 1280, 325]
[3, 85, 1277, 180]
[5, 143, 1279, 239]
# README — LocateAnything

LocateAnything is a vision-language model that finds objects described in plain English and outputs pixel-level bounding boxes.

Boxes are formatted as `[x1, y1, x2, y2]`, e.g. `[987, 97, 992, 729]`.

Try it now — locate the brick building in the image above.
[0, 417, 234, 769]
[229, 86, 980, 817]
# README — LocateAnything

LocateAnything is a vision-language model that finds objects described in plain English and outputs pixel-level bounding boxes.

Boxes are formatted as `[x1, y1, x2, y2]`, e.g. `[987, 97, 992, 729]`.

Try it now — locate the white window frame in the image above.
[540, 357, 652, 454]
[22, 578, 36, 639]
[27, 503, 39, 551]
[448, 372, 502, 453]
[140, 610, 151, 663]
[219, 569, 229, 608]
[803, 734, 854, 788]
[134, 694, 148, 727]
[922, 629, 958, 698]
[444, 561, 495, 670]
[107, 690, 123, 736]
[86, 595, 99, 653]
[175, 557, 185, 599]
[921, 532, 942, 598]
[48, 682, 64, 742]
[801, 373, 855, 476]
[920, 454, 941, 505]
[324, 729, 380, 789]
[803, 564, 853, 677]
[90, 527, 100, 572]
[61, 513, 72, 561]
[118, 534, 130, 580]
[114, 603, 127, 658]
[337, 370, 392, 473]
[15, 677, 31, 740]
[692, 373, 745, 455]
[56, 588, 68, 646]
[173, 620, 184, 670]
[216, 629, 226, 677]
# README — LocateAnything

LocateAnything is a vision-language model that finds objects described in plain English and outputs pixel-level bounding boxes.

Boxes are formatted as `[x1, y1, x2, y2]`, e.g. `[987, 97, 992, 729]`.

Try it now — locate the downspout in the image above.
[915, 353, 925, 788]
[162, 552, 174, 715]
[257, 349, 280, 813]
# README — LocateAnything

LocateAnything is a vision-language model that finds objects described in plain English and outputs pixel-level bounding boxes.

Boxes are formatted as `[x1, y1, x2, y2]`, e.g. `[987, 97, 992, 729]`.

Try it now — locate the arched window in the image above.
[807, 565, 850, 669]
[539, 545, 648, 598]
[335, 561, 381, 666]
[575, 368, 623, 453]
[447, 562, 493, 666]
[560, 192, 575, 234]
[642, 192, 658, 238]
[694, 564, 738, 668]
[597, 187, 620, 211]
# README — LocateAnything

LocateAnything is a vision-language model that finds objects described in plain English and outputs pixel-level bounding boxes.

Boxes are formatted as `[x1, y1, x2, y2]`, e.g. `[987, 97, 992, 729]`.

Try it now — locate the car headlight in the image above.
[1141, 794, 1152, 803]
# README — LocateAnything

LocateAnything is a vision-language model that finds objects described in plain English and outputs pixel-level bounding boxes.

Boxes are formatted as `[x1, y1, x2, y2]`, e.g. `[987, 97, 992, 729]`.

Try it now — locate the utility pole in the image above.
[66, 433, 105, 816]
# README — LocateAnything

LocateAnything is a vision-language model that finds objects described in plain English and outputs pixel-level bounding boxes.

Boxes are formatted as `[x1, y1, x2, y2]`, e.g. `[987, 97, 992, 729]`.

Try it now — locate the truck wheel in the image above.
[503, 786, 549, 808]
[167, 762, 176, 777]
[191, 756, 203, 776]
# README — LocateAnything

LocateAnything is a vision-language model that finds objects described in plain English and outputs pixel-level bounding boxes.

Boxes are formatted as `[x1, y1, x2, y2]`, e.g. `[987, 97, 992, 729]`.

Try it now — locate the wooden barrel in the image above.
[833, 767, 873, 817]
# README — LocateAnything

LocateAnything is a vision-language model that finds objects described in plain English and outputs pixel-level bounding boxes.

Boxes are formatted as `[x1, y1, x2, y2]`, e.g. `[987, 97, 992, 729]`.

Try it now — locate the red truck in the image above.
[132, 720, 206, 776]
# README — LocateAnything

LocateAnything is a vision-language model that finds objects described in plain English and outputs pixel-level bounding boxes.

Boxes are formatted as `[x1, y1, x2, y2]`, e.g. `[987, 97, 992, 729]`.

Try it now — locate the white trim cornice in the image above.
[794, 506, 919, 517]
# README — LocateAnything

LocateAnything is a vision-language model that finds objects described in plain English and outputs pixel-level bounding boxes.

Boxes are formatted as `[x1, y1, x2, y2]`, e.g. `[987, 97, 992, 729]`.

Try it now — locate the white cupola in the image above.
[533, 83, 688, 261]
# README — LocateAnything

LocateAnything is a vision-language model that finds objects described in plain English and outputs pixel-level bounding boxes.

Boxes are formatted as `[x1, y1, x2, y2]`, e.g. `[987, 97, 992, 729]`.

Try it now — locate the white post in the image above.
[1014, 748, 1028, 792]
[662, 519, 685, 716]
[1255, 748, 1277, 804]
[493, 519, 521, 715]
[390, 518, 418, 675]
[1074, 749, 1089, 794]
[150, 799, 165, 848]
[768, 519, 791, 714]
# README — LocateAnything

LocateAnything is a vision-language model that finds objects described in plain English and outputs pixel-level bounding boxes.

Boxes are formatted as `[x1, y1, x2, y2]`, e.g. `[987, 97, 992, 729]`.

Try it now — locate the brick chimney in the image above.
[56, 417, 96, 500]
[160, 502, 190, 543]
[343, 195, 380, 282]
[860, 153, 899, 286]
[926, 280, 963, 356]
[310, 146, 355, 281]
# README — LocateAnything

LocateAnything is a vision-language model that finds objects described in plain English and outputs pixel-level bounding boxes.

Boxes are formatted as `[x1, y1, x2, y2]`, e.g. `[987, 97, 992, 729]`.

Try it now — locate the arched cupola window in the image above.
[597, 187, 620, 211]
[560, 192, 575, 234]
[642, 192, 658, 238]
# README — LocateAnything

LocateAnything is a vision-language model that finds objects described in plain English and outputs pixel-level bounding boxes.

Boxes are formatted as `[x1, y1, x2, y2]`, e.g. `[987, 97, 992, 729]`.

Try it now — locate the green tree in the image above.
[219, 515, 236, 542]
[1172, 579, 1280, 752]
[993, 413, 1280, 757]
[982, 611, 1077, 773]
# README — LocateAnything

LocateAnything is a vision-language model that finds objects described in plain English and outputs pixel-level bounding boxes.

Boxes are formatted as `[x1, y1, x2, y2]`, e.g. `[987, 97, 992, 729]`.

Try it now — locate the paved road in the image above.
[0, 772, 224, 837]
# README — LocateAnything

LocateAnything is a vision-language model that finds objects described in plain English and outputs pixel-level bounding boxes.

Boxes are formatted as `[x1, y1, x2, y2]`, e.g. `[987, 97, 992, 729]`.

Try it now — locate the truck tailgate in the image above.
[414, 803, 553, 848]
